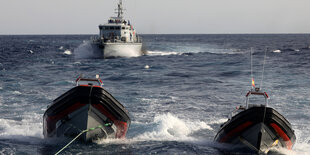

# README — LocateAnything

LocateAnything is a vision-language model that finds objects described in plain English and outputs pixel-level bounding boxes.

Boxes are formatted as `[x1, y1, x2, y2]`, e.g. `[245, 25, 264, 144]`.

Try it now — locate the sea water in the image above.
[0, 34, 309, 154]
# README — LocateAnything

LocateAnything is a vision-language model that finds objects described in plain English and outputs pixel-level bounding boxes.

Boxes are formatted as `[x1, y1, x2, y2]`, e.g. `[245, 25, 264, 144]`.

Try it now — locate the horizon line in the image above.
[0, 32, 310, 36]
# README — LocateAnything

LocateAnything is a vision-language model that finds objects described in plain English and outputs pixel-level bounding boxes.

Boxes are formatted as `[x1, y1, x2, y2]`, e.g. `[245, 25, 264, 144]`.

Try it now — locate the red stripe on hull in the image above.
[270, 123, 293, 150]
[220, 121, 253, 143]
[45, 102, 128, 139]
[92, 104, 128, 139]
[45, 102, 85, 135]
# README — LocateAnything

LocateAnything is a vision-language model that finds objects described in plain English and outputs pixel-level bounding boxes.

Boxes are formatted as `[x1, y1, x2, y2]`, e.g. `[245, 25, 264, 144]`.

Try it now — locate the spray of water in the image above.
[63, 50, 72, 55]
[146, 51, 181, 56]
[74, 41, 143, 58]
[73, 41, 101, 59]
[96, 113, 212, 145]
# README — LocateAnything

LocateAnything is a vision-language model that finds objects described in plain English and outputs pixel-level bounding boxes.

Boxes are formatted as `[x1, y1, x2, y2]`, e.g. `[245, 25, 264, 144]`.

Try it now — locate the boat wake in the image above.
[74, 41, 144, 58]
[0, 113, 43, 145]
[146, 50, 182, 56]
[96, 113, 212, 144]
[0, 112, 309, 155]
[133, 113, 212, 141]
[74, 43, 245, 59]
[281, 129, 310, 155]
[145, 48, 246, 57]
[0, 113, 42, 139]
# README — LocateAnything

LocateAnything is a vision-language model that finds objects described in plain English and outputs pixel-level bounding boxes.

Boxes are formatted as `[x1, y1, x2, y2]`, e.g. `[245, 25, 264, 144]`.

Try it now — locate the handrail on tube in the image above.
[76, 74, 103, 87]
[245, 87, 269, 109]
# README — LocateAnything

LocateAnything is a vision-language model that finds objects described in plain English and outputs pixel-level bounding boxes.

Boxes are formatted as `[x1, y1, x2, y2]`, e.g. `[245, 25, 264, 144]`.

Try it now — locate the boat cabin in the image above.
[93, 0, 141, 44]
[98, 17, 137, 43]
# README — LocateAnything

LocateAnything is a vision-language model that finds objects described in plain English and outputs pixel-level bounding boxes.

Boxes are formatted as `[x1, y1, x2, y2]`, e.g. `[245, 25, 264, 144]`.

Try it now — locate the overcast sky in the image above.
[0, 0, 310, 34]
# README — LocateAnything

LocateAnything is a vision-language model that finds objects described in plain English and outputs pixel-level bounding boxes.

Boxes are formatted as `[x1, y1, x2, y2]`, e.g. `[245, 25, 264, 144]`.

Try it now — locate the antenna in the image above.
[250, 47, 254, 89]
[260, 47, 267, 89]
[115, 0, 125, 18]
[250, 47, 268, 90]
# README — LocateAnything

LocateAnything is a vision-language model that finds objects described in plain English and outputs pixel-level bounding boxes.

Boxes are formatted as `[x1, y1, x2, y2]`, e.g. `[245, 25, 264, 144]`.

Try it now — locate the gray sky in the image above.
[1, 0, 310, 34]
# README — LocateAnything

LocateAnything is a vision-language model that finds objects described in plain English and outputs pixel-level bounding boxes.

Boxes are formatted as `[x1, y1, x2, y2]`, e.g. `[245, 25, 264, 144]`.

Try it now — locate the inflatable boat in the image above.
[214, 88, 296, 154]
[43, 75, 131, 142]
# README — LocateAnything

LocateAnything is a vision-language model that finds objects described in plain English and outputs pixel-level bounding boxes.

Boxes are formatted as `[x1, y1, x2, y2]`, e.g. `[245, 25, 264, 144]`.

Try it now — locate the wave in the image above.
[73, 41, 101, 59]
[0, 113, 43, 141]
[146, 48, 246, 57]
[133, 113, 212, 141]
[273, 47, 308, 53]
[63, 50, 72, 55]
[205, 48, 247, 55]
[146, 50, 182, 56]
[282, 128, 310, 155]
[1, 110, 308, 155]
[96, 113, 212, 145]
[12, 91, 22, 95]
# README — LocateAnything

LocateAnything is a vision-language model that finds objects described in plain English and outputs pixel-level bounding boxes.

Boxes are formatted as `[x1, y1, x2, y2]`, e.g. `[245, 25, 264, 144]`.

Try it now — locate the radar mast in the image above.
[115, 0, 125, 18]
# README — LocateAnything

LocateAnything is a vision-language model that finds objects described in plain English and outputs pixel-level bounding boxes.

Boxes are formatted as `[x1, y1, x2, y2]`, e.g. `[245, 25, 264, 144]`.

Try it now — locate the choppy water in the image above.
[0, 34, 310, 154]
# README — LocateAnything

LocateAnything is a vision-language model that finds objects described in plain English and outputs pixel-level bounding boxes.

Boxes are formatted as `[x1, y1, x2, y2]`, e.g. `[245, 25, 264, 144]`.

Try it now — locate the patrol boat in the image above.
[43, 75, 131, 142]
[214, 87, 296, 154]
[91, 0, 143, 58]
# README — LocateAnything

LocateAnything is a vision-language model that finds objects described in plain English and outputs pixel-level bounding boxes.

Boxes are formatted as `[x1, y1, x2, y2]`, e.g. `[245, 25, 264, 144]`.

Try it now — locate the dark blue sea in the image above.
[0, 34, 310, 154]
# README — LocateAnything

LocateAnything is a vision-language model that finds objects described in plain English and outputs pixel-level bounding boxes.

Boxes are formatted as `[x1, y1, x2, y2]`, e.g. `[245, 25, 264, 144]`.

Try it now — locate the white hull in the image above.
[92, 42, 143, 58]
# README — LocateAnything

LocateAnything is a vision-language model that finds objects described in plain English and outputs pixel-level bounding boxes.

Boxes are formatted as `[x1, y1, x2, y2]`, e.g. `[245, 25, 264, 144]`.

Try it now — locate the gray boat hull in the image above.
[43, 85, 131, 142]
[214, 107, 295, 154]
[55, 104, 117, 141]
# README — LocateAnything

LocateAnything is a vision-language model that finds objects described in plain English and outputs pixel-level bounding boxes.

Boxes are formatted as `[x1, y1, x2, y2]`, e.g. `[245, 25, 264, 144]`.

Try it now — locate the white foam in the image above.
[146, 50, 181, 56]
[144, 65, 150, 69]
[133, 113, 212, 141]
[63, 50, 72, 55]
[74, 41, 100, 59]
[275, 146, 310, 155]
[95, 138, 131, 144]
[0, 113, 43, 139]
[265, 127, 310, 155]
[95, 113, 213, 145]
[29, 50, 34, 54]
[12, 91, 22, 95]
[146, 48, 245, 56]
[273, 49, 281, 53]
[287, 128, 310, 155]
[59, 46, 64, 50]
[208, 118, 228, 125]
